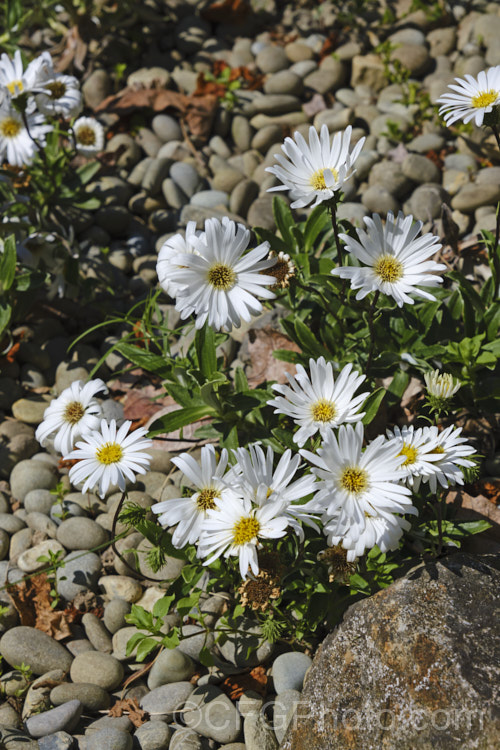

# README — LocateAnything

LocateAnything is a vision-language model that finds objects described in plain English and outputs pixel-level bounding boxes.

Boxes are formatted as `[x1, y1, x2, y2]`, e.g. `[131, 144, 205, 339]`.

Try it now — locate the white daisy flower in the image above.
[151, 444, 235, 549]
[73, 116, 104, 156]
[66, 419, 152, 499]
[420, 424, 476, 493]
[197, 492, 289, 578]
[35, 378, 108, 456]
[265, 124, 365, 209]
[0, 49, 52, 99]
[331, 211, 446, 307]
[0, 100, 52, 166]
[156, 221, 203, 300]
[268, 357, 369, 448]
[437, 67, 500, 127]
[385, 424, 443, 489]
[167, 216, 277, 332]
[424, 370, 461, 400]
[301, 422, 416, 561]
[35, 72, 82, 118]
[226, 443, 320, 540]
[324, 511, 411, 561]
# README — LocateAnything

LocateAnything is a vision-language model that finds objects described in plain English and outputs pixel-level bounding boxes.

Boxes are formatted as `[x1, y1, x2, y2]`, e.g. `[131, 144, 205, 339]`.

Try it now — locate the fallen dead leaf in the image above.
[8, 574, 72, 640]
[446, 488, 500, 553]
[108, 698, 149, 728]
[220, 666, 268, 700]
[239, 327, 300, 389]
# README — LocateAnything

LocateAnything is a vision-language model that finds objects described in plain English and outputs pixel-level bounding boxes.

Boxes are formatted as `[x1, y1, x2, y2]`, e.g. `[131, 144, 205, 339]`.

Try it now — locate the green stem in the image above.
[365, 291, 380, 373]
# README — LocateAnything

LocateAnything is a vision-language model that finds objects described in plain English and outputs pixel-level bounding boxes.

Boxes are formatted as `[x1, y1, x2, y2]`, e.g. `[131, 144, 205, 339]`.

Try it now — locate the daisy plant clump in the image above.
[97, 117, 496, 656]
[0, 48, 106, 306]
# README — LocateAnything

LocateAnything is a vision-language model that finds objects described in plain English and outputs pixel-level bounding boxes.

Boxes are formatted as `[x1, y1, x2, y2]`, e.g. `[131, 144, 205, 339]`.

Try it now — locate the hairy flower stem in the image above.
[329, 199, 343, 267]
[491, 123, 500, 152]
[366, 291, 380, 373]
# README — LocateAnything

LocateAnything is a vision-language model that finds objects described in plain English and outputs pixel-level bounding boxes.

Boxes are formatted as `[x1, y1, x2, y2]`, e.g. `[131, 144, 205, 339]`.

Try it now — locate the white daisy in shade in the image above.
[35, 378, 108, 456]
[66, 419, 152, 498]
[331, 211, 446, 307]
[323, 511, 411, 561]
[156, 221, 203, 300]
[226, 443, 320, 540]
[420, 424, 476, 493]
[437, 67, 500, 127]
[35, 72, 82, 118]
[301, 422, 416, 561]
[0, 100, 52, 166]
[385, 424, 443, 490]
[151, 444, 235, 549]
[0, 49, 51, 98]
[265, 124, 365, 209]
[267, 357, 368, 448]
[167, 216, 277, 332]
[424, 370, 461, 400]
[197, 492, 289, 578]
[73, 116, 104, 156]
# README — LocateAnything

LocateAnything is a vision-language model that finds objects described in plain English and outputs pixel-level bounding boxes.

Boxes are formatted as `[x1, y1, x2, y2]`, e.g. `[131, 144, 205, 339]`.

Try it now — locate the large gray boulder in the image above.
[281, 553, 500, 750]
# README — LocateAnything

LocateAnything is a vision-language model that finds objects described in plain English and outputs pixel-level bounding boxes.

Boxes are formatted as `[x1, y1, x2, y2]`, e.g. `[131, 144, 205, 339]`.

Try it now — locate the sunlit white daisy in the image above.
[35, 378, 108, 456]
[268, 357, 368, 448]
[226, 443, 320, 539]
[437, 67, 500, 127]
[331, 211, 446, 307]
[157, 221, 203, 300]
[197, 492, 290, 578]
[35, 72, 82, 118]
[0, 100, 52, 166]
[66, 419, 152, 498]
[167, 216, 277, 332]
[301, 422, 416, 561]
[0, 49, 51, 99]
[73, 116, 104, 156]
[420, 424, 475, 492]
[385, 424, 443, 489]
[151, 444, 235, 549]
[424, 370, 461, 400]
[323, 510, 411, 560]
[265, 124, 365, 209]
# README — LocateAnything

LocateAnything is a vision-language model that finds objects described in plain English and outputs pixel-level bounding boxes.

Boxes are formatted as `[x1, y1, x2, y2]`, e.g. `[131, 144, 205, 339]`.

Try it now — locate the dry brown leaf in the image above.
[240, 327, 300, 389]
[108, 698, 149, 727]
[8, 574, 72, 640]
[220, 666, 268, 700]
[95, 87, 218, 141]
[201, 0, 251, 24]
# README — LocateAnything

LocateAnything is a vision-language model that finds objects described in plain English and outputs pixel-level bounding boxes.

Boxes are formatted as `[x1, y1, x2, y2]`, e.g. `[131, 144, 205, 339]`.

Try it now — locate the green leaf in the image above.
[361, 388, 386, 425]
[198, 646, 214, 667]
[73, 197, 101, 210]
[135, 637, 160, 662]
[161, 630, 180, 649]
[125, 605, 154, 631]
[385, 370, 410, 407]
[272, 196, 296, 249]
[148, 405, 215, 437]
[303, 204, 329, 253]
[0, 298, 12, 339]
[0, 235, 16, 292]
[125, 632, 146, 657]
[272, 349, 300, 363]
[114, 341, 171, 376]
[293, 319, 329, 358]
[152, 595, 175, 619]
[253, 226, 289, 254]
[195, 322, 217, 378]
[234, 366, 248, 392]
[75, 160, 102, 185]
[271, 428, 296, 451]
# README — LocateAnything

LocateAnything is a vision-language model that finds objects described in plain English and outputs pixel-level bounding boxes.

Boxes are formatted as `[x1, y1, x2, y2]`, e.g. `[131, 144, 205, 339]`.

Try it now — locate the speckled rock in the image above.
[133, 721, 172, 750]
[9, 460, 58, 501]
[25, 699, 82, 738]
[50, 682, 111, 712]
[70, 651, 124, 691]
[56, 517, 109, 550]
[0, 627, 73, 675]
[281, 553, 500, 750]
[182, 685, 242, 744]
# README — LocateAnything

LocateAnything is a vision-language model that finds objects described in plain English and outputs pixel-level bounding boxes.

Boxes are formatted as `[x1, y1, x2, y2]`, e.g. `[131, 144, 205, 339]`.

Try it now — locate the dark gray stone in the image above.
[86, 728, 132, 750]
[0, 627, 73, 675]
[50, 683, 110, 712]
[37, 730, 75, 750]
[56, 550, 102, 601]
[56, 517, 109, 551]
[25, 700, 82, 738]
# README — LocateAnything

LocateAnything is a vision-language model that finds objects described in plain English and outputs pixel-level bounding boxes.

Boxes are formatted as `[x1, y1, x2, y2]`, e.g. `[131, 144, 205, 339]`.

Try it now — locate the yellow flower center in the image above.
[310, 167, 339, 191]
[7, 80, 23, 95]
[63, 401, 86, 425]
[233, 516, 260, 545]
[76, 125, 97, 146]
[46, 81, 67, 100]
[374, 254, 404, 283]
[207, 263, 236, 290]
[432, 445, 445, 454]
[311, 399, 336, 423]
[0, 116, 22, 138]
[471, 90, 498, 108]
[399, 443, 418, 466]
[96, 442, 123, 464]
[196, 487, 220, 511]
[340, 466, 368, 494]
